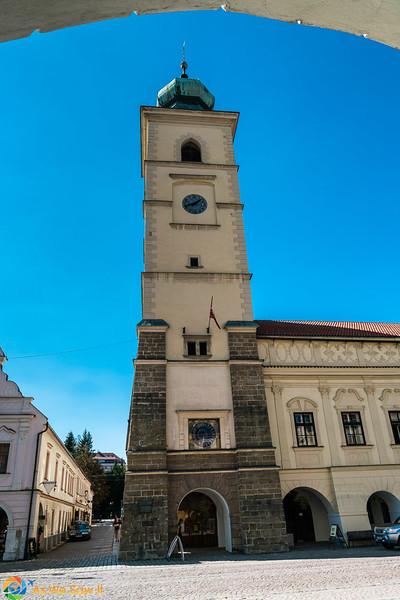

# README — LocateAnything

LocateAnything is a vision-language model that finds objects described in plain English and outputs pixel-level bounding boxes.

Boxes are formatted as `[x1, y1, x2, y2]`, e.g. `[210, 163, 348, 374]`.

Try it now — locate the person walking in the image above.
[113, 516, 121, 541]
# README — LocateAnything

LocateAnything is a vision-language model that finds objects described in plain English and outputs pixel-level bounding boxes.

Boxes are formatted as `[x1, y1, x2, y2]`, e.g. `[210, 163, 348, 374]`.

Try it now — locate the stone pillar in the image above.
[225, 321, 289, 553]
[365, 385, 390, 464]
[120, 320, 169, 560]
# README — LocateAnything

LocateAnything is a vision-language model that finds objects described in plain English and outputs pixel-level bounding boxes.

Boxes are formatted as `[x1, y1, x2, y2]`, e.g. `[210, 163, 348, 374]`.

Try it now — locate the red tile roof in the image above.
[256, 320, 400, 339]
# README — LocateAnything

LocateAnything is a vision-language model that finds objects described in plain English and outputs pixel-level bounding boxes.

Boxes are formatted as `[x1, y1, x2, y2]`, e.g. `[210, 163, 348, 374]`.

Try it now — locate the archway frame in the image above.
[177, 487, 232, 552]
[367, 490, 400, 525]
[0, 503, 14, 529]
[1, 1, 399, 49]
[283, 485, 343, 543]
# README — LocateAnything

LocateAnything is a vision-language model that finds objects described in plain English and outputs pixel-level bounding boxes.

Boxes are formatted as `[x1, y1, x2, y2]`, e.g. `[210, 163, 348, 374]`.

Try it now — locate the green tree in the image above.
[76, 429, 94, 455]
[63, 429, 125, 519]
[64, 431, 77, 456]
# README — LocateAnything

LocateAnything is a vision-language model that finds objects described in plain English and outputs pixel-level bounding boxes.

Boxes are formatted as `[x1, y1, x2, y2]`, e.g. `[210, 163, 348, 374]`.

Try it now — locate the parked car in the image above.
[374, 516, 400, 548]
[68, 521, 91, 541]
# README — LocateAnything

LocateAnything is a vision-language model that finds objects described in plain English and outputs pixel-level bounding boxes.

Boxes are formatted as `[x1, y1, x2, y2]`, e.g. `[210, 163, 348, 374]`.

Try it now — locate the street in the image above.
[1, 523, 400, 599]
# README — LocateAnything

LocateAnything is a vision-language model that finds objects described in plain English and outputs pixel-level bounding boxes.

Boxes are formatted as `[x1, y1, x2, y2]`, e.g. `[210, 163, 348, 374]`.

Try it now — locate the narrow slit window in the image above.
[187, 341, 197, 356]
[44, 451, 50, 480]
[0, 444, 10, 474]
[389, 411, 400, 444]
[199, 341, 208, 356]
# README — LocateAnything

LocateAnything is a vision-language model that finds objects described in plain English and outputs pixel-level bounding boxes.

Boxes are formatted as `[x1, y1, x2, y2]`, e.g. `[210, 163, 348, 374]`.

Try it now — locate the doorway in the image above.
[283, 487, 333, 544]
[178, 491, 218, 548]
[284, 490, 316, 543]
[0, 507, 8, 560]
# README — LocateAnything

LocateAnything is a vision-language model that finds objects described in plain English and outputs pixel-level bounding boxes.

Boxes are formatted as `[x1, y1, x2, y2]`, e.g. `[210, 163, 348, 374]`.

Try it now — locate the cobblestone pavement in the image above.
[1, 527, 400, 600]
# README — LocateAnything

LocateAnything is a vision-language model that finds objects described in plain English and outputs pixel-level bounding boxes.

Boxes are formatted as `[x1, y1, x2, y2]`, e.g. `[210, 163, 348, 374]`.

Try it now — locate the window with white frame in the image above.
[183, 333, 211, 358]
[177, 410, 231, 450]
[187, 255, 201, 268]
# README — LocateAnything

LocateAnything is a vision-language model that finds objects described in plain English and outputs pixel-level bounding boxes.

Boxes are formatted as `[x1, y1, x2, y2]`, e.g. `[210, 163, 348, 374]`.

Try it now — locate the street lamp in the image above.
[41, 481, 56, 495]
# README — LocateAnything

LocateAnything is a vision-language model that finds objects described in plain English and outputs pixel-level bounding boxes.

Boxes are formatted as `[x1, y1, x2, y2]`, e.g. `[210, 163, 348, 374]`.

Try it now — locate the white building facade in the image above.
[259, 321, 400, 544]
[0, 350, 92, 560]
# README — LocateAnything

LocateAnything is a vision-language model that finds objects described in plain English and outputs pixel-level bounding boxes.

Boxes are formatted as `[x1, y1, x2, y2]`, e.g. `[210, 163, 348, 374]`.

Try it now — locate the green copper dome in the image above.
[157, 61, 215, 111]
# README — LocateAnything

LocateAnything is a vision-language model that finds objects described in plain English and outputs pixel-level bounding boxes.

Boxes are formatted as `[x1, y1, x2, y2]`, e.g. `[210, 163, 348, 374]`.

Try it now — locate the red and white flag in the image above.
[208, 296, 221, 329]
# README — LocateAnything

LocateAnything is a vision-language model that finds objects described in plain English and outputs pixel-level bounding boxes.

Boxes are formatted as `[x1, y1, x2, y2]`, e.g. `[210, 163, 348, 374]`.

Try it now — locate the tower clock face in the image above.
[191, 421, 217, 449]
[182, 194, 208, 215]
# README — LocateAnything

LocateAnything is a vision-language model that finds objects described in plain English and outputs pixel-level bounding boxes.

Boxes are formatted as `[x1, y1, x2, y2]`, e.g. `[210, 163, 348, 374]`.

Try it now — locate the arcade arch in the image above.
[283, 487, 341, 544]
[367, 491, 400, 526]
[177, 488, 232, 552]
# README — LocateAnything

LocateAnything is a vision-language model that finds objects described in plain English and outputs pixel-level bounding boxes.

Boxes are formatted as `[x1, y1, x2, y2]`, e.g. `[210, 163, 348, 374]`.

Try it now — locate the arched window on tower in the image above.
[181, 140, 202, 162]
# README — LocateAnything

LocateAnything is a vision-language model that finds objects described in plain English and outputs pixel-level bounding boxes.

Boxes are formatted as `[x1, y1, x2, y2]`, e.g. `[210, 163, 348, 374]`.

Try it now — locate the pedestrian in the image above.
[177, 518, 184, 541]
[113, 516, 121, 541]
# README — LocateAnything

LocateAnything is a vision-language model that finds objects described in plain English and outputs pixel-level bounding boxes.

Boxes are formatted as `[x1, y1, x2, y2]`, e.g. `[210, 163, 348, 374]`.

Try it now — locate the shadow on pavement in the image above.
[0, 542, 396, 574]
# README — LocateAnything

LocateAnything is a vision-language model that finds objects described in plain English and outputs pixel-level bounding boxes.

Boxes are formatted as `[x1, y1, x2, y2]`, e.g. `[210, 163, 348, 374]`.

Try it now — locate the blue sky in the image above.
[1, 10, 399, 456]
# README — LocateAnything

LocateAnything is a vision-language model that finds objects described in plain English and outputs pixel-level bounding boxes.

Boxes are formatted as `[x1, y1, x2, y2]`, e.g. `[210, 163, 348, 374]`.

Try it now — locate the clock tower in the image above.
[120, 63, 289, 559]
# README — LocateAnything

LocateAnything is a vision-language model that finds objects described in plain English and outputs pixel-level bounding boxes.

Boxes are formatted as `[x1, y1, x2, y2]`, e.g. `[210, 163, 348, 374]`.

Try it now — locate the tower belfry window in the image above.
[181, 141, 202, 162]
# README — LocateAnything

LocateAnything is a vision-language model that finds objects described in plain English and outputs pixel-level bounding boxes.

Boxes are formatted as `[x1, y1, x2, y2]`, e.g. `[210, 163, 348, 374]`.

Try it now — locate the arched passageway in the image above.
[283, 487, 339, 544]
[367, 491, 400, 526]
[0, 507, 8, 560]
[177, 488, 232, 552]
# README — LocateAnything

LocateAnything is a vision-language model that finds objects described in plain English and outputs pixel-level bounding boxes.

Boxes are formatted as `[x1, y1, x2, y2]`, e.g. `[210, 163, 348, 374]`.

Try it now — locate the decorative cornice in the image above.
[143, 271, 252, 281]
[259, 338, 400, 368]
[225, 320, 259, 332]
[137, 319, 169, 331]
[144, 160, 238, 172]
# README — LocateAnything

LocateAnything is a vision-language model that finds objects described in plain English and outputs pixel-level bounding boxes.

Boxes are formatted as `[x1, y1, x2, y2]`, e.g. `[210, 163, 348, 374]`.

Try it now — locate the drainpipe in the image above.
[24, 420, 49, 560]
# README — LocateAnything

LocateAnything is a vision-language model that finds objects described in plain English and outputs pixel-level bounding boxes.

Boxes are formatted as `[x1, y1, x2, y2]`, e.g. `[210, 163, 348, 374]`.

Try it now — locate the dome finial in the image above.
[181, 41, 188, 78]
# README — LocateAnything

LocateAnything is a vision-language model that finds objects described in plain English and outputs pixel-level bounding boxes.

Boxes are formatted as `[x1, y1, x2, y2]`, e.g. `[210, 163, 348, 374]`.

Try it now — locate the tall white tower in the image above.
[120, 63, 288, 559]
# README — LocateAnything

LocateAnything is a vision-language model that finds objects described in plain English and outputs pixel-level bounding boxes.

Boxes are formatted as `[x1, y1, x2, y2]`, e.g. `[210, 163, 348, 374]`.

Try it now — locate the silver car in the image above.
[374, 516, 400, 548]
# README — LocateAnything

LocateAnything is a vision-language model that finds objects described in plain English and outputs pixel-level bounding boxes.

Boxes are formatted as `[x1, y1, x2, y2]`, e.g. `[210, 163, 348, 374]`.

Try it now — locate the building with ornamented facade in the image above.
[120, 64, 400, 559]
[0, 349, 92, 561]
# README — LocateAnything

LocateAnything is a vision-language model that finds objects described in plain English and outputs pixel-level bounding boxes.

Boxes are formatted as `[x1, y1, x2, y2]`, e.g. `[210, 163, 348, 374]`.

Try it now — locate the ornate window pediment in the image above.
[287, 397, 318, 411]
[379, 388, 400, 408]
[333, 388, 364, 409]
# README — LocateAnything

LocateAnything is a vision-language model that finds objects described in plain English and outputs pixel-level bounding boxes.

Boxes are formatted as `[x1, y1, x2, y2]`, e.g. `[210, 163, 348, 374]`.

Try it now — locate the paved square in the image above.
[1, 523, 400, 600]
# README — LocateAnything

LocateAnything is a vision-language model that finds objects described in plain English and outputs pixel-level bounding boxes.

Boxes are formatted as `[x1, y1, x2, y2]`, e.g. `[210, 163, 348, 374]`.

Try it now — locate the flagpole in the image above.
[208, 296, 213, 330]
